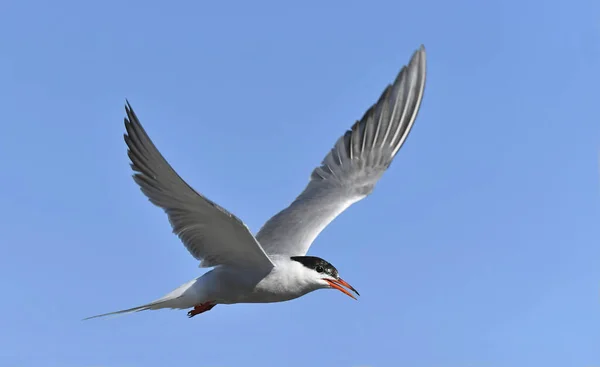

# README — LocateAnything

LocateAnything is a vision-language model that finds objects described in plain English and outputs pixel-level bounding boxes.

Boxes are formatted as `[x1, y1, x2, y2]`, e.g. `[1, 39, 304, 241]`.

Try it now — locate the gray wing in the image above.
[256, 46, 427, 256]
[124, 102, 275, 270]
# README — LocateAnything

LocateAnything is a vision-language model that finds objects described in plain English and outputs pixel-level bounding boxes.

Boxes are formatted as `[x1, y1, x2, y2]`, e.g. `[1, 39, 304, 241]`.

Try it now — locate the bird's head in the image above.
[290, 256, 359, 300]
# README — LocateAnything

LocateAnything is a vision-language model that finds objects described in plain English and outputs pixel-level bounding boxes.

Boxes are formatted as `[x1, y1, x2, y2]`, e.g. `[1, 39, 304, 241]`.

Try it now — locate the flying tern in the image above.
[85, 45, 427, 320]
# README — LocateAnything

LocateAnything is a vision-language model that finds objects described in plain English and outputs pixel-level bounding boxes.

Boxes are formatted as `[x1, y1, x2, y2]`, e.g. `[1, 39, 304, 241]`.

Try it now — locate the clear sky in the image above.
[1, 0, 599, 366]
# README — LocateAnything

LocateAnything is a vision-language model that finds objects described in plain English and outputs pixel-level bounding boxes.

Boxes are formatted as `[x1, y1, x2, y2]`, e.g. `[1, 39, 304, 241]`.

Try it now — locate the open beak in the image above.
[323, 278, 360, 300]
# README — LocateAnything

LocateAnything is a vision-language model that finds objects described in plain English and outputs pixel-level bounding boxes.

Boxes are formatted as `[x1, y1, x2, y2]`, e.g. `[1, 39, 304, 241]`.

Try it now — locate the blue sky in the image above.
[1, 0, 599, 366]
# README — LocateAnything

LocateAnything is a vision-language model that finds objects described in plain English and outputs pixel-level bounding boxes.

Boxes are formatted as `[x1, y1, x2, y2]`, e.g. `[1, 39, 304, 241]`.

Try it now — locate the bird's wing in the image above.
[256, 46, 427, 257]
[123, 102, 275, 271]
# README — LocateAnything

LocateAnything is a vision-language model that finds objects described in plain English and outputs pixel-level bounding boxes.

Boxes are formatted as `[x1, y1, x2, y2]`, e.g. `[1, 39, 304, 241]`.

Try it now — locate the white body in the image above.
[158, 257, 321, 309]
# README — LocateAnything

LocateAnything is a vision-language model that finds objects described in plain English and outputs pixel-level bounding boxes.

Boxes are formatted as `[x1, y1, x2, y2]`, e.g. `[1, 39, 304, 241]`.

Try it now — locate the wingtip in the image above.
[123, 100, 138, 126]
[412, 45, 426, 66]
[408, 45, 427, 79]
[415, 44, 427, 61]
[124, 99, 134, 116]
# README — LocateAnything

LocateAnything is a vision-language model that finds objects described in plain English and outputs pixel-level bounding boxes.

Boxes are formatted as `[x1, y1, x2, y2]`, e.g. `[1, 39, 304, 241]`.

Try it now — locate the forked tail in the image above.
[83, 296, 183, 320]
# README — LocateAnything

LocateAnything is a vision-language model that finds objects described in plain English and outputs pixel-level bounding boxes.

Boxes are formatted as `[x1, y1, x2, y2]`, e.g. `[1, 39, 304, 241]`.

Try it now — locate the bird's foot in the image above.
[187, 302, 216, 318]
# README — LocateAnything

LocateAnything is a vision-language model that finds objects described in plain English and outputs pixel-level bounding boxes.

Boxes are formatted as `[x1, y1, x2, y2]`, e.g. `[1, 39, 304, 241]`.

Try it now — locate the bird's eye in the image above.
[316, 266, 324, 273]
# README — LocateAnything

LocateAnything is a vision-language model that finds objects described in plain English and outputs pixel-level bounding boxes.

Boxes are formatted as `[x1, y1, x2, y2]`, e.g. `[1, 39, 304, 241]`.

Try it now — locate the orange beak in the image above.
[323, 278, 360, 300]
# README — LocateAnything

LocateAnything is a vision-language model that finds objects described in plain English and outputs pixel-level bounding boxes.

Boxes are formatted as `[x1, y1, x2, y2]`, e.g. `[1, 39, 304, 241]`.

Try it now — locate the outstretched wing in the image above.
[124, 102, 275, 270]
[256, 46, 427, 256]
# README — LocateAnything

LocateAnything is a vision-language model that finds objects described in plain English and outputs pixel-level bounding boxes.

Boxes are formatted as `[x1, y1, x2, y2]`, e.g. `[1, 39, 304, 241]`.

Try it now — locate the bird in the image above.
[85, 45, 427, 320]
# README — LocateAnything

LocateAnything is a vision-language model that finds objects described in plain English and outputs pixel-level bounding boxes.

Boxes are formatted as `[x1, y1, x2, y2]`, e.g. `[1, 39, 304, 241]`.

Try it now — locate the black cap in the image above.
[290, 256, 339, 279]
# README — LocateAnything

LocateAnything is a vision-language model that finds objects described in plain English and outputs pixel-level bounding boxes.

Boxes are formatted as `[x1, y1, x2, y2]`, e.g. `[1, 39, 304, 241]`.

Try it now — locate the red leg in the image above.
[187, 302, 216, 318]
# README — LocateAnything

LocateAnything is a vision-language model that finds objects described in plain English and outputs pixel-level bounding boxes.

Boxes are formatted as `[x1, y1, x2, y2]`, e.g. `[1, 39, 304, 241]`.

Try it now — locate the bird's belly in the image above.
[234, 272, 315, 304]
[199, 260, 323, 305]
[209, 267, 314, 305]
[234, 287, 305, 304]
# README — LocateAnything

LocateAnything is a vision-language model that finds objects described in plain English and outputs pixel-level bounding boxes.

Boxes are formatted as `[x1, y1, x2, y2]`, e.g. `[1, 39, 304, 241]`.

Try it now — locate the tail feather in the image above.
[83, 296, 183, 320]
[84, 278, 202, 320]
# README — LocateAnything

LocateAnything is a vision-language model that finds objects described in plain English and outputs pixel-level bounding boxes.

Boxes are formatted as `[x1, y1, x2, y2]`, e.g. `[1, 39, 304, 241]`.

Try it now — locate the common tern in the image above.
[85, 45, 427, 320]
